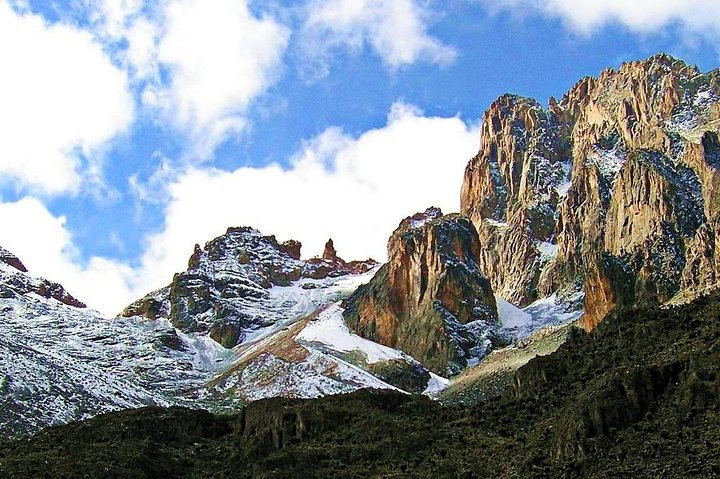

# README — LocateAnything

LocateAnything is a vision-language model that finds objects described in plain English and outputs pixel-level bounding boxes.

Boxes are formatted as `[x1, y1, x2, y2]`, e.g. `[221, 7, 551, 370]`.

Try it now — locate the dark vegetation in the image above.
[2, 292, 720, 478]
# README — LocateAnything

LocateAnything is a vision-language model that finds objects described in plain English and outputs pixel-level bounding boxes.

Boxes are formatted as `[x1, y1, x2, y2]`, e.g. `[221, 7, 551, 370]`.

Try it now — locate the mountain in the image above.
[122, 227, 378, 348]
[0, 228, 448, 438]
[0, 220, 574, 438]
[2, 53, 719, 467]
[0, 247, 226, 439]
[460, 53, 720, 328]
[4, 289, 718, 478]
[343, 207, 504, 375]
[121, 227, 439, 402]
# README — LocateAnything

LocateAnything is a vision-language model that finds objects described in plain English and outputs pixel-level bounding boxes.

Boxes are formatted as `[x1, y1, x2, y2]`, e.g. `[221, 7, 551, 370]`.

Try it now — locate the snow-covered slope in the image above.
[0, 240, 423, 439]
[497, 292, 584, 339]
[437, 293, 584, 402]
[206, 277, 434, 404]
[0, 222, 583, 439]
[0, 259, 232, 439]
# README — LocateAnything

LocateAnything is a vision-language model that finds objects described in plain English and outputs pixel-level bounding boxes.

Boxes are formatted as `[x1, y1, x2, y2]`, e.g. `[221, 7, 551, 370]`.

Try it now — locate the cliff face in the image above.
[343, 208, 499, 375]
[460, 54, 720, 328]
[460, 94, 571, 305]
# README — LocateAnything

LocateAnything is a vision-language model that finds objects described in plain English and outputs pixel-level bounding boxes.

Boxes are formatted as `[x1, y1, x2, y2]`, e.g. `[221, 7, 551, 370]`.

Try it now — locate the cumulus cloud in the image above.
[135, 103, 479, 294]
[301, 0, 456, 74]
[483, 0, 720, 37]
[144, 0, 290, 158]
[0, 104, 480, 315]
[87, 0, 290, 158]
[87, 0, 159, 79]
[0, 1, 134, 195]
[0, 197, 136, 315]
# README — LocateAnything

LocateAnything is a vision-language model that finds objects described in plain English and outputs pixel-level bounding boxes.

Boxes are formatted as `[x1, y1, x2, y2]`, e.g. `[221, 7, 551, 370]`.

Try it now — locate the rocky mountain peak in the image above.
[460, 53, 720, 327]
[343, 208, 500, 375]
[123, 226, 378, 348]
[0, 246, 85, 308]
[279, 239, 302, 260]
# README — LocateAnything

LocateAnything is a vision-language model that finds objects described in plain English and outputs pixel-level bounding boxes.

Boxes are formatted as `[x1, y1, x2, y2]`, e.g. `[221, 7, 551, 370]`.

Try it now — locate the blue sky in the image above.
[0, 0, 718, 314]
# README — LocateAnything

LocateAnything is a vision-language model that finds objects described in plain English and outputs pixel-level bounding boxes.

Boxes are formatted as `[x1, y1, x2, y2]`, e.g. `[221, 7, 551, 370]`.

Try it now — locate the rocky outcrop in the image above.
[322, 239, 337, 262]
[0, 247, 27, 273]
[460, 53, 720, 328]
[343, 208, 500, 375]
[460, 94, 571, 305]
[0, 246, 86, 308]
[122, 227, 377, 348]
[303, 238, 378, 280]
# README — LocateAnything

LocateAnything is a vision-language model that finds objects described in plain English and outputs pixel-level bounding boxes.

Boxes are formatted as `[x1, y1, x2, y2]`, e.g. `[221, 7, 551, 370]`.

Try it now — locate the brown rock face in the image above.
[34, 281, 87, 309]
[460, 94, 571, 305]
[343, 208, 499, 375]
[460, 53, 720, 328]
[279, 240, 302, 260]
[322, 238, 338, 262]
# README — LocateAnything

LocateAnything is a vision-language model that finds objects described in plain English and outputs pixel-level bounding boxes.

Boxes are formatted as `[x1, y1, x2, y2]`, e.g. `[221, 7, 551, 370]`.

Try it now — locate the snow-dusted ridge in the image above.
[0, 229, 583, 439]
[0, 256, 432, 438]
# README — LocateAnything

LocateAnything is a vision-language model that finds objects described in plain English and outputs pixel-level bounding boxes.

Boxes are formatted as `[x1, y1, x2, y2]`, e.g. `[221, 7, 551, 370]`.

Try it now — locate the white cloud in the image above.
[0, 197, 136, 315]
[89, 0, 143, 39]
[483, 0, 720, 37]
[0, 1, 134, 195]
[147, 0, 290, 158]
[0, 104, 479, 315]
[87, 0, 159, 80]
[302, 0, 456, 73]
[136, 103, 479, 293]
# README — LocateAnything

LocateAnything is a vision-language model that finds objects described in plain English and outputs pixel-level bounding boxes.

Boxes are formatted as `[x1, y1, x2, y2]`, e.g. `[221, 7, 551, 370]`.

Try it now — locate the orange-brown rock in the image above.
[322, 238, 338, 262]
[460, 93, 570, 305]
[343, 208, 499, 375]
[460, 53, 720, 329]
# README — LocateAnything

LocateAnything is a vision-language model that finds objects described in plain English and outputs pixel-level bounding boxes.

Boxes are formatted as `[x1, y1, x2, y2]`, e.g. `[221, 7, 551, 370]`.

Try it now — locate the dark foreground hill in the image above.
[2, 292, 720, 478]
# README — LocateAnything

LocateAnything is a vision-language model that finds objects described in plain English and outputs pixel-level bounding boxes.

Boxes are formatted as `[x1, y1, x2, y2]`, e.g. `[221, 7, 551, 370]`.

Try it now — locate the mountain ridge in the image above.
[1, 53, 719, 460]
[459, 53, 720, 328]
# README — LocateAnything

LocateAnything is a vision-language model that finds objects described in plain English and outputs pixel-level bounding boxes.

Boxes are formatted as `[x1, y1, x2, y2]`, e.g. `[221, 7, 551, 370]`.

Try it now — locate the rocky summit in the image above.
[0, 246, 85, 309]
[123, 227, 377, 348]
[461, 53, 720, 328]
[343, 207, 502, 375]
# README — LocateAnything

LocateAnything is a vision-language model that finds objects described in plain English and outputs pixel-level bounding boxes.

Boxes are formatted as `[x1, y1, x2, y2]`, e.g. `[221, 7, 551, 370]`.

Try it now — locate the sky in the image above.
[1, 0, 719, 315]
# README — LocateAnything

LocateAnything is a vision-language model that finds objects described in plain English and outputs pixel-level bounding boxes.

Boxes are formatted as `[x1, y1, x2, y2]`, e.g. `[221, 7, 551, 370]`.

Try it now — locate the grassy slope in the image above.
[440, 324, 571, 405]
[2, 293, 720, 478]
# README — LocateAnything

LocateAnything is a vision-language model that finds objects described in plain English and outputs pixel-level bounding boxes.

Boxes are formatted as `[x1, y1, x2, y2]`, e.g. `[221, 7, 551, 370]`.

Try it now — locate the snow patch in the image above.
[297, 303, 403, 364]
[485, 218, 508, 228]
[496, 296, 531, 329]
[589, 144, 626, 179]
[537, 241, 559, 260]
[498, 292, 584, 340]
[423, 373, 450, 396]
[556, 180, 572, 197]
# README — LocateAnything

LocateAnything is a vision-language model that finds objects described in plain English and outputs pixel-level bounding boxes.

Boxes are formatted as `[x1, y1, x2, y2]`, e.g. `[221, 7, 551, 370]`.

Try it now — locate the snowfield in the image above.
[297, 304, 405, 364]
[497, 292, 584, 339]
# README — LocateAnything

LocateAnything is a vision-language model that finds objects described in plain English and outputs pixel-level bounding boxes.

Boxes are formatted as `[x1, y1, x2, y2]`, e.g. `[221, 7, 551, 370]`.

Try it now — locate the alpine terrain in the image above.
[1, 54, 719, 478]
